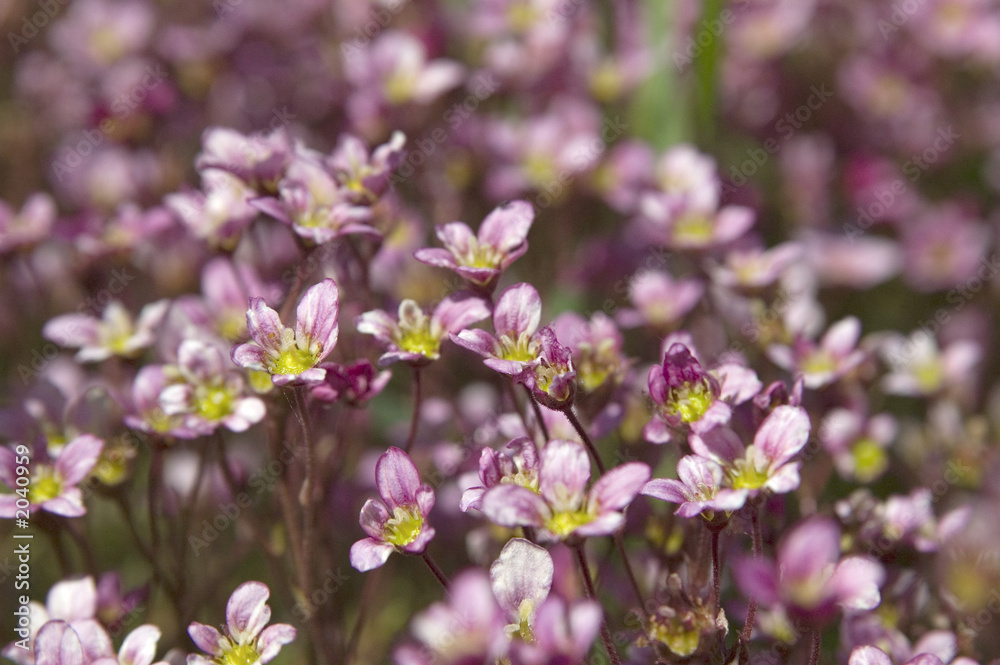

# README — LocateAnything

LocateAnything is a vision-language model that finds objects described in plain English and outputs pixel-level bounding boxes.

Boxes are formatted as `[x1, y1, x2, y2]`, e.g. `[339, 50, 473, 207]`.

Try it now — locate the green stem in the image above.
[573, 544, 621, 665]
[563, 407, 606, 475]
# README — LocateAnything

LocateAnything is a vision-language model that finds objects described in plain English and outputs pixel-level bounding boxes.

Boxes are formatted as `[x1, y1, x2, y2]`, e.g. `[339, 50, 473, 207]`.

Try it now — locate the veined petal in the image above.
[490, 538, 553, 620]
[538, 439, 590, 512]
[452, 329, 501, 358]
[493, 283, 542, 339]
[848, 646, 893, 665]
[641, 479, 689, 505]
[350, 538, 395, 571]
[246, 298, 285, 354]
[118, 625, 161, 665]
[356, 309, 397, 344]
[755, 405, 810, 467]
[413, 247, 458, 270]
[295, 279, 340, 358]
[435, 222, 475, 256]
[47, 576, 97, 622]
[690, 427, 744, 465]
[35, 622, 84, 665]
[376, 447, 422, 509]
[256, 624, 297, 663]
[232, 344, 268, 372]
[43, 490, 86, 517]
[478, 200, 534, 254]
[187, 623, 226, 657]
[589, 463, 650, 512]
[359, 498, 390, 539]
[225, 581, 272, 644]
[481, 485, 548, 528]
[432, 296, 491, 335]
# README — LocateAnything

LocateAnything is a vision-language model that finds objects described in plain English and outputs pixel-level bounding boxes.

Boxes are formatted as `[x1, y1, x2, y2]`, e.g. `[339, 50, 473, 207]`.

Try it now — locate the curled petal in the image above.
[187, 623, 226, 657]
[246, 299, 285, 354]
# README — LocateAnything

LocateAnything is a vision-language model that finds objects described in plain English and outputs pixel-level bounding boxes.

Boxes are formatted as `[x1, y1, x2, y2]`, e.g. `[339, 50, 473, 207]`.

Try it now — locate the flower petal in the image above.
[538, 439, 590, 513]
[295, 279, 340, 358]
[481, 485, 548, 528]
[118, 625, 161, 665]
[588, 462, 650, 512]
[490, 538, 553, 620]
[256, 624, 297, 663]
[376, 447, 422, 509]
[47, 576, 97, 622]
[478, 200, 534, 254]
[246, 298, 285, 354]
[493, 283, 542, 339]
[225, 581, 272, 644]
[349, 538, 395, 572]
[755, 405, 810, 467]
[55, 434, 104, 485]
[187, 623, 226, 657]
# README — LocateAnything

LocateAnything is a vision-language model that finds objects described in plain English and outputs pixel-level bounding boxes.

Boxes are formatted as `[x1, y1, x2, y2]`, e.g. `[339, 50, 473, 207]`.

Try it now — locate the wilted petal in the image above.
[493, 283, 542, 339]
[350, 538, 395, 571]
[490, 538, 553, 620]
[225, 581, 272, 644]
[295, 279, 340, 357]
[376, 447, 422, 509]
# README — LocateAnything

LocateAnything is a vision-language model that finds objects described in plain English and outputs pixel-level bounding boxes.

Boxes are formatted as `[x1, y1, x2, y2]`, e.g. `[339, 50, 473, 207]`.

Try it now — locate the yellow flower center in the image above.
[913, 360, 943, 393]
[29, 468, 62, 504]
[801, 349, 837, 377]
[851, 438, 887, 482]
[395, 307, 441, 359]
[218, 643, 259, 665]
[195, 385, 235, 421]
[728, 452, 769, 491]
[545, 510, 593, 538]
[499, 332, 538, 363]
[666, 381, 714, 423]
[270, 346, 318, 376]
[672, 213, 715, 244]
[384, 505, 424, 547]
[458, 236, 504, 270]
[647, 616, 701, 658]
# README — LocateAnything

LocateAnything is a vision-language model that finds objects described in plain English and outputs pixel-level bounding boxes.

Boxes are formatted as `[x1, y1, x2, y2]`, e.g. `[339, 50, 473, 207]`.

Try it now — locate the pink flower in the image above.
[350, 447, 436, 571]
[767, 316, 866, 389]
[460, 437, 540, 513]
[357, 295, 490, 366]
[480, 438, 650, 541]
[642, 455, 749, 519]
[232, 279, 340, 386]
[0, 435, 103, 518]
[187, 581, 296, 665]
[452, 282, 545, 375]
[415, 200, 534, 292]
[616, 271, 704, 329]
[44, 300, 169, 363]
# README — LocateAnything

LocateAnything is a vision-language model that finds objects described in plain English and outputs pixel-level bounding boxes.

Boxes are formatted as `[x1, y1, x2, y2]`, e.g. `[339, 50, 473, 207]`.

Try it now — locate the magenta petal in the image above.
[432, 296, 491, 335]
[459, 487, 485, 512]
[574, 512, 624, 537]
[256, 624, 297, 663]
[641, 478, 689, 505]
[832, 556, 884, 611]
[538, 439, 590, 512]
[413, 247, 458, 269]
[249, 197, 291, 224]
[376, 447, 422, 509]
[493, 283, 542, 339]
[733, 557, 780, 606]
[225, 581, 272, 644]
[483, 358, 529, 375]
[642, 418, 673, 444]
[755, 405, 810, 467]
[779, 517, 840, 583]
[350, 538, 395, 571]
[43, 315, 100, 348]
[481, 485, 548, 528]
[232, 343, 268, 371]
[478, 200, 534, 253]
[187, 623, 226, 657]
[55, 435, 104, 485]
[43, 490, 86, 517]
[690, 426, 744, 465]
[589, 463, 650, 512]
[452, 329, 501, 358]
[355, 310, 396, 344]
[246, 298, 285, 353]
[295, 279, 339, 358]
[435, 221, 475, 255]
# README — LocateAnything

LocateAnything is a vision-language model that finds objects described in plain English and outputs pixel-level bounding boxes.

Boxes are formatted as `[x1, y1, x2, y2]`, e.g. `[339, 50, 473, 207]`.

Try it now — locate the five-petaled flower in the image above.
[415, 200, 534, 292]
[187, 581, 297, 665]
[350, 447, 436, 571]
[357, 295, 490, 366]
[232, 278, 340, 386]
[642, 454, 749, 519]
[452, 282, 546, 375]
[44, 300, 169, 363]
[0, 435, 103, 518]
[480, 438, 650, 541]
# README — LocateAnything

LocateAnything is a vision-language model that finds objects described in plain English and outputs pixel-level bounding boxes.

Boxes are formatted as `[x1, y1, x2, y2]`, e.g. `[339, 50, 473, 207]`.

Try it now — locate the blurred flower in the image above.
[616, 271, 704, 329]
[549, 312, 628, 393]
[311, 359, 391, 406]
[821, 408, 896, 482]
[0, 435, 103, 518]
[460, 436, 540, 513]
[642, 455, 749, 519]
[880, 331, 980, 397]
[350, 447, 436, 571]
[768, 316, 866, 389]
[2, 576, 105, 665]
[515, 327, 577, 410]
[0, 193, 56, 255]
[44, 300, 169, 363]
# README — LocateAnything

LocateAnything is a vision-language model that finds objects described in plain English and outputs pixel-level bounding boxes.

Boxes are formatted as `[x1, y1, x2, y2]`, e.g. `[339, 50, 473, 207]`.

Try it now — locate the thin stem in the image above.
[345, 568, 381, 665]
[711, 528, 722, 614]
[613, 533, 644, 607]
[563, 407, 606, 475]
[421, 552, 450, 590]
[291, 387, 316, 598]
[741, 502, 763, 643]
[808, 629, 821, 665]
[405, 367, 422, 453]
[573, 544, 622, 665]
[522, 385, 550, 442]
